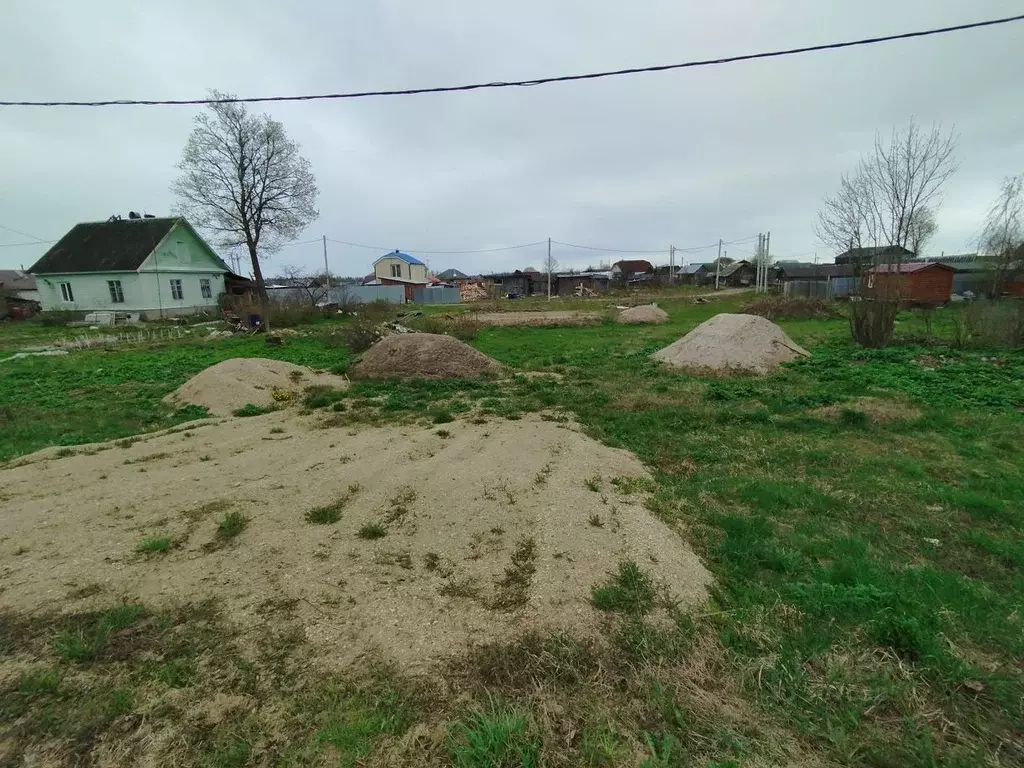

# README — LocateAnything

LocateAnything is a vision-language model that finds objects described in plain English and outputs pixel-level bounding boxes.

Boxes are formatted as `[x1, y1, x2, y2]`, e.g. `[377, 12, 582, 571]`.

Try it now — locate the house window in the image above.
[200, 278, 212, 299]
[107, 280, 124, 303]
[390, 264, 402, 278]
[169, 279, 184, 300]
[867, 274, 875, 289]
[59, 282, 74, 302]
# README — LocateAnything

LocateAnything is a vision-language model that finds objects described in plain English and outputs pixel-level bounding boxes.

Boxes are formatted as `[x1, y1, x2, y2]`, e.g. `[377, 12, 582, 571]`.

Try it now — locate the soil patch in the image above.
[617, 304, 670, 325]
[163, 358, 348, 416]
[810, 396, 922, 423]
[652, 313, 810, 375]
[472, 311, 603, 327]
[0, 416, 710, 670]
[350, 333, 505, 379]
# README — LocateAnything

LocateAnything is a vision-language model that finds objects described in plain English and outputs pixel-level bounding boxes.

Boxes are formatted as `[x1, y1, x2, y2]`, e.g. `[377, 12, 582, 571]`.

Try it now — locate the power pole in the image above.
[669, 245, 676, 285]
[764, 231, 771, 292]
[547, 237, 552, 300]
[715, 239, 722, 290]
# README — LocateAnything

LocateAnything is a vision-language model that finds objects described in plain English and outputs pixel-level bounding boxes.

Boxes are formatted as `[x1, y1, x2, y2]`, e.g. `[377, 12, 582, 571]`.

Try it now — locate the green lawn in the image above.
[1, 298, 1022, 766]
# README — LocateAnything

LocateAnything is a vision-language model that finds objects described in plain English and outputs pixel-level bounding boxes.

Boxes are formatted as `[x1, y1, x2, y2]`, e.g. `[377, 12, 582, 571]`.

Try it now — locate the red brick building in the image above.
[862, 262, 955, 305]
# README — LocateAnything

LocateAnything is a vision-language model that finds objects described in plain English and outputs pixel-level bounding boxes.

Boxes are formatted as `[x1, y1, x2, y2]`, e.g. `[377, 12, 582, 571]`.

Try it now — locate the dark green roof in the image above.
[29, 217, 186, 274]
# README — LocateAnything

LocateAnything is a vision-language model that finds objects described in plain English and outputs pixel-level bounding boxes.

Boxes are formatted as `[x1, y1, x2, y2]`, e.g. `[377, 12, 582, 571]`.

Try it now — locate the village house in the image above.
[373, 250, 430, 301]
[610, 259, 654, 282]
[27, 216, 230, 318]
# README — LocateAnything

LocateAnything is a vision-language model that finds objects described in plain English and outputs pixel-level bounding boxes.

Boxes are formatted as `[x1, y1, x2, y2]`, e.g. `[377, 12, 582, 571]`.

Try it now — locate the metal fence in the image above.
[327, 285, 406, 305]
[783, 276, 858, 299]
[412, 286, 461, 305]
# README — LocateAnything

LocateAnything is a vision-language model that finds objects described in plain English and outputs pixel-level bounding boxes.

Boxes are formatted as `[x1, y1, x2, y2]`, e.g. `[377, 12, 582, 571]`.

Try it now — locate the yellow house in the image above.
[373, 250, 429, 284]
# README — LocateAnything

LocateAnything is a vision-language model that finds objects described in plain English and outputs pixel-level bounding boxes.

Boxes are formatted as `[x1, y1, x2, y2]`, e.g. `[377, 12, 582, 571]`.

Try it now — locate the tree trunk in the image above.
[247, 244, 272, 333]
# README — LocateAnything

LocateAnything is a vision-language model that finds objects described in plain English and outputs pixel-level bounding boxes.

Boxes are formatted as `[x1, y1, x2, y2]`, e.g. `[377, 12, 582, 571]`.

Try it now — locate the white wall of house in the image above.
[374, 257, 427, 283]
[34, 221, 227, 317]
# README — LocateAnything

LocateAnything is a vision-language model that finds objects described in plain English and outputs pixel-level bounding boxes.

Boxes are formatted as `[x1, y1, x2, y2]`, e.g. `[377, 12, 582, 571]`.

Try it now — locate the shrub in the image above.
[340, 320, 379, 353]
[232, 404, 274, 417]
[742, 296, 839, 321]
[951, 299, 1024, 349]
[850, 299, 898, 348]
[224, 296, 326, 328]
[35, 310, 82, 326]
[357, 299, 398, 324]
[410, 314, 481, 341]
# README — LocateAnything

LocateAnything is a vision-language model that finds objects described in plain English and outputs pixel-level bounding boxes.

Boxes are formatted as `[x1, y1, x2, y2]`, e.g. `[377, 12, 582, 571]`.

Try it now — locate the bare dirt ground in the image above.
[0, 414, 710, 671]
[471, 311, 604, 326]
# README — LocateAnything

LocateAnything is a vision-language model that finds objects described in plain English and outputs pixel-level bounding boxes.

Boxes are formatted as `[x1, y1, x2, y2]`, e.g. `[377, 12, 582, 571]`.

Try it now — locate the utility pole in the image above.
[322, 235, 330, 280]
[715, 239, 722, 290]
[669, 245, 676, 285]
[764, 231, 771, 292]
[547, 237, 552, 300]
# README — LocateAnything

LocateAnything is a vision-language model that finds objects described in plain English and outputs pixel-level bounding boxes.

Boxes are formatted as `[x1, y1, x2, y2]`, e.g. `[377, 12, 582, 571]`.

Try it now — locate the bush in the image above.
[35, 310, 82, 326]
[850, 299, 898, 348]
[225, 296, 326, 328]
[951, 299, 1024, 349]
[410, 314, 481, 341]
[357, 299, 398, 324]
[340, 320, 380, 353]
[742, 296, 839, 321]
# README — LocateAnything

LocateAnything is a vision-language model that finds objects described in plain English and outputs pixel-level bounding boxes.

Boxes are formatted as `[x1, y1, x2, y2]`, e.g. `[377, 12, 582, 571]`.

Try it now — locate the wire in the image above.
[0, 240, 54, 248]
[325, 238, 546, 255]
[3, 14, 1020, 107]
[551, 240, 666, 254]
[0, 223, 49, 242]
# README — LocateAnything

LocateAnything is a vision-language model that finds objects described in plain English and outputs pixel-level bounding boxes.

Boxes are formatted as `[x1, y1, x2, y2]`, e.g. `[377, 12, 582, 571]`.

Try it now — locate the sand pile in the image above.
[351, 333, 505, 379]
[164, 358, 348, 416]
[652, 313, 810, 374]
[1, 416, 710, 670]
[617, 304, 669, 324]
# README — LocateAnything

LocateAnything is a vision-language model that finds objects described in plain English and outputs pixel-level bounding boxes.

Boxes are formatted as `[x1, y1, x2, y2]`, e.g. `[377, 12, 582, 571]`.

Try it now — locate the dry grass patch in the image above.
[809, 396, 922, 424]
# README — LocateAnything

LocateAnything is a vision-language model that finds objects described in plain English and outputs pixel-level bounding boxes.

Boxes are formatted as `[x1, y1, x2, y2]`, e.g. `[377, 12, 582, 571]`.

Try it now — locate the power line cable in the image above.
[0, 223, 49, 242]
[0, 240, 54, 248]
[3, 14, 1020, 108]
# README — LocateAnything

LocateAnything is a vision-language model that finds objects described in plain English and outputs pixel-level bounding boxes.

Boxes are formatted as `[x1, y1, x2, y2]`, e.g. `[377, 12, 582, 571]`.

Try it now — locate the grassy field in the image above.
[1, 296, 1022, 766]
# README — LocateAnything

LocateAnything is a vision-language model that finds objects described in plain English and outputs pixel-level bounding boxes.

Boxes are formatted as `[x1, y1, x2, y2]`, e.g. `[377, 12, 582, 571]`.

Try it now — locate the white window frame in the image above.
[59, 282, 74, 302]
[107, 280, 124, 303]
[390, 264, 402, 278]
[200, 278, 212, 299]
[169, 279, 184, 300]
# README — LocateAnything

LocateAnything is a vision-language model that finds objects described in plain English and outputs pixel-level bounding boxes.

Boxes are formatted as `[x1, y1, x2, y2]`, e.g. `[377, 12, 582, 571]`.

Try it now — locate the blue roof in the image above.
[382, 250, 425, 266]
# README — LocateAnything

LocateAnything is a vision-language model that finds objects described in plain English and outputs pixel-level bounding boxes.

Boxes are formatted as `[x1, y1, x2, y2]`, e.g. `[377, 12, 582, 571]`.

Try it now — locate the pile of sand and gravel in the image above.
[163, 358, 348, 416]
[1, 415, 710, 670]
[617, 304, 670, 324]
[351, 332, 505, 379]
[652, 313, 810, 375]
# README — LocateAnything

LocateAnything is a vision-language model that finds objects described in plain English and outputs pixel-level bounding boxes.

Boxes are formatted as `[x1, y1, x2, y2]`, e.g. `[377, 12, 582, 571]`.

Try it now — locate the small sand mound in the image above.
[351, 333, 505, 379]
[652, 313, 809, 375]
[164, 358, 348, 416]
[617, 304, 669, 324]
[811, 396, 921, 423]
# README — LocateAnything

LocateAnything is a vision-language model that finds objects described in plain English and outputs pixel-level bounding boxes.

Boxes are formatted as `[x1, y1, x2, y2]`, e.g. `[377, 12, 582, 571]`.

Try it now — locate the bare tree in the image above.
[280, 264, 330, 307]
[171, 91, 319, 329]
[908, 206, 937, 257]
[816, 119, 959, 262]
[543, 249, 558, 299]
[980, 173, 1024, 295]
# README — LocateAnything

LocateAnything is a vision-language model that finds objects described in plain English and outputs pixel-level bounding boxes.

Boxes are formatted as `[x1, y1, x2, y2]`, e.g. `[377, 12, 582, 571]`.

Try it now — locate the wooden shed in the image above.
[863, 262, 955, 305]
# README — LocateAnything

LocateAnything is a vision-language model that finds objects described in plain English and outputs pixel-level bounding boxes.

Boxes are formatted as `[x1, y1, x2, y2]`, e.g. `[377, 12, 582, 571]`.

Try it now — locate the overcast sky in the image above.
[2, 1, 1022, 276]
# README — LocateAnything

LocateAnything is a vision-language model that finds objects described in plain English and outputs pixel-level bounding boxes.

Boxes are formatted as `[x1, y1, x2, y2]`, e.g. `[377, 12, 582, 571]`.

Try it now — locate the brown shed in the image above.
[862, 262, 955, 305]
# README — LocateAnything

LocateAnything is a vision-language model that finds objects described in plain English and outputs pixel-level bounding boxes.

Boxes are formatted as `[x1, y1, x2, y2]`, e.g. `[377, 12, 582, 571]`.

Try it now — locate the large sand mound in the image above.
[652, 313, 810, 374]
[1, 416, 710, 670]
[351, 332, 505, 379]
[617, 304, 670, 324]
[164, 358, 348, 416]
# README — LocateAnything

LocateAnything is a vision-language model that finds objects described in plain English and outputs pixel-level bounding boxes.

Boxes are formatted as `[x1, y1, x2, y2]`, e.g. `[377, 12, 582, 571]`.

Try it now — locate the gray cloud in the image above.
[2, 0, 1022, 276]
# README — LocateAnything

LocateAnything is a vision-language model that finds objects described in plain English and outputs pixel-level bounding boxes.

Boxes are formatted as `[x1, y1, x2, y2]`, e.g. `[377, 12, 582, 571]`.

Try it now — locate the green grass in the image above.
[2, 297, 1023, 765]
[52, 604, 145, 662]
[591, 561, 658, 614]
[216, 511, 248, 539]
[136, 537, 172, 555]
[232, 403, 274, 417]
[447, 701, 540, 768]
[357, 523, 387, 540]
